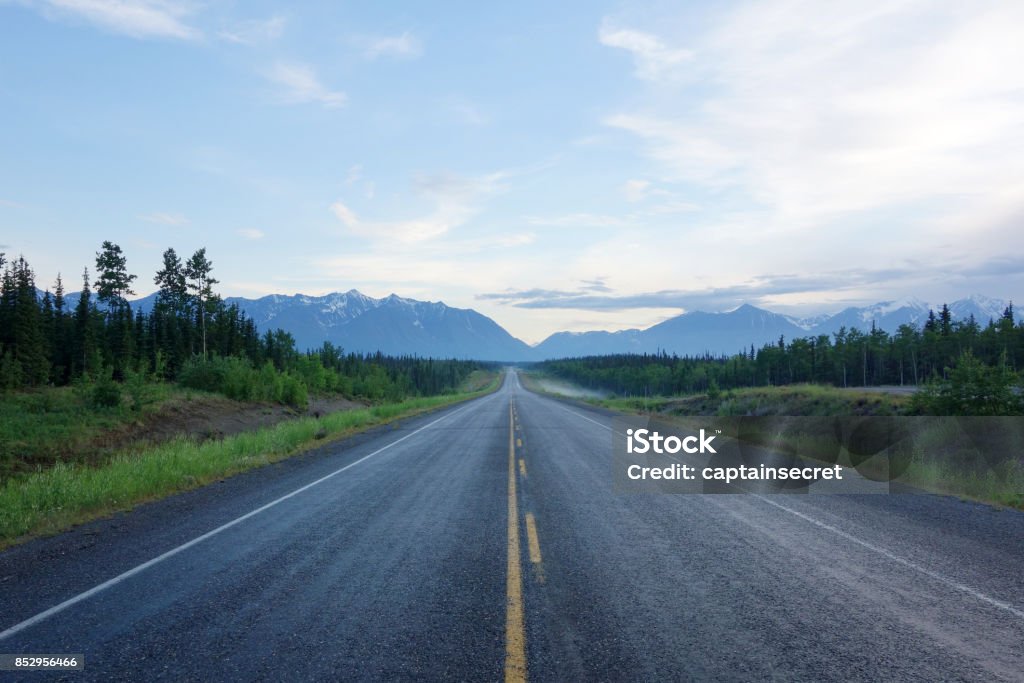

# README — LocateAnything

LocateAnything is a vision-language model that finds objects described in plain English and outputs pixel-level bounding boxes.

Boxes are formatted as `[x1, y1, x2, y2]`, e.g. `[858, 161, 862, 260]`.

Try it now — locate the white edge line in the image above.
[0, 395, 492, 642]
[753, 494, 1024, 620]
[541, 397, 615, 433]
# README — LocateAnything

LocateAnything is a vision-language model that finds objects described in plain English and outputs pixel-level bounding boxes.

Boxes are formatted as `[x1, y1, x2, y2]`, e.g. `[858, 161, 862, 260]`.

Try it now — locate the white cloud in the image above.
[330, 201, 359, 229]
[265, 62, 346, 108]
[623, 179, 650, 202]
[606, 114, 738, 185]
[646, 200, 699, 215]
[524, 213, 629, 228]
[620, 180, 695, 212]
[313, 251, 516, 293]
[598, 21, 693, 80]
[331, 200, 464, 243]
[362, 31, 422, 60]
[236, 228, 264, 240]
[330, 171, 506, 243]
[496, 233, 535, 247]
[31, 0, 200, 40]
[602, 1, 1024, 241]
[219, 14, 285, 45]
[139, 211, 189, 225]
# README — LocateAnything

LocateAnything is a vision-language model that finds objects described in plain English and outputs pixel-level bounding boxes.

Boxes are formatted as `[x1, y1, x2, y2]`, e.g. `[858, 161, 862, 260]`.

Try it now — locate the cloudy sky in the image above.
[2, 1, 1022, 343]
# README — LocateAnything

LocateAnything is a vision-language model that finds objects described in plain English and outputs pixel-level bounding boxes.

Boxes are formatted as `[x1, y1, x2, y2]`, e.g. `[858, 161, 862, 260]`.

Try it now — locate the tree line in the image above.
[536, 304, 1023, 411]
[0, 245, 481, 405]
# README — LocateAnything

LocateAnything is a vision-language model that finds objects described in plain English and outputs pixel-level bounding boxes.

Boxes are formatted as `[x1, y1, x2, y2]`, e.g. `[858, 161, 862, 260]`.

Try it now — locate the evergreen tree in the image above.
[73, 268, 97, 376]
[94, 242, 138, 375]
[154, 248, 188, 314]
[185, 248, 218, 358]
[93, 241, 136, 307]
[0, 253, 13, 351]
[50, 274, 71, 383]
[9, 256, 48, 385]
[939, 304, 953, 336]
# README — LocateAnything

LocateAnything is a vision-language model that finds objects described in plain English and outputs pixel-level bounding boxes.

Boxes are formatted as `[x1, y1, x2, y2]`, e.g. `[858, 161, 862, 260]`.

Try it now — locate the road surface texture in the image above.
[1, 371, 1022, 681]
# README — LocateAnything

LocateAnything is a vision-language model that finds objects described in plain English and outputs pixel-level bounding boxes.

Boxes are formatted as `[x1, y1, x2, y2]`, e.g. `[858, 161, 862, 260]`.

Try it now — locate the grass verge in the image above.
[0, 377, 500, 549]
[0, 383, 183, 478]
[582, 384, 910, 417]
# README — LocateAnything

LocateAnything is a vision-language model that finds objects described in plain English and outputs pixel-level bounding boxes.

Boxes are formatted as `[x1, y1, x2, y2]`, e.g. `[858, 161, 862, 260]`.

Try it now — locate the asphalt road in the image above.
[1, 370, 1023, 681]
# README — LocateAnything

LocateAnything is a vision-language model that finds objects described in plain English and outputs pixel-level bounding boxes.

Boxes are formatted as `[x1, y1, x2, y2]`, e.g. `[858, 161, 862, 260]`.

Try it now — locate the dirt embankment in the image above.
[91, 395, 364, 456]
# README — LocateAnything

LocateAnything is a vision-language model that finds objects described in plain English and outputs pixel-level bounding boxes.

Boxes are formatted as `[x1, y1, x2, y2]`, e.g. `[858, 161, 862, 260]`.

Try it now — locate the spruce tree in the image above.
[154, 247, 188, 314]
[939, 304, 952, 336]
[0, 254, 13, 351]
[93, 241, 136, 307]
[94, 241, 137, 375]
[73, 268, 97, 377]
[10, 256, 49, 385]
[51, 274, 70, 383]
[185, 248, 218, 358]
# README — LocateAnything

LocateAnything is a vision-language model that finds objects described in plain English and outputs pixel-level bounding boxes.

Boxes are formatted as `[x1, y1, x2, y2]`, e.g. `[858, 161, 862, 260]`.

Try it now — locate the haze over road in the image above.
[1, 371, 1022, 681]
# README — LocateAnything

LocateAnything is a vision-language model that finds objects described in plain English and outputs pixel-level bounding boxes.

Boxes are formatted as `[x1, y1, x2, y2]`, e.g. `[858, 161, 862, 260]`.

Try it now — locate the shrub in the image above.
[911, 351, 1023, 416]
[178, 356, 312, 408]
[178, 356, 228, 394]
[280, 374, 308, 410]
[91, 367, 122, 408]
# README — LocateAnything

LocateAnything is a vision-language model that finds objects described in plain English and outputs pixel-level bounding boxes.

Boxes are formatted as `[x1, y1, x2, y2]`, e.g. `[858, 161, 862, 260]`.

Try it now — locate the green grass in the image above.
[0, 380, 500, 548]
[582, 384, 909, 417]
[0, 383, 185, 478]
[458, 369, 500, 393]
[584, 395, 677, 413]
[899, 458, 1024, 509]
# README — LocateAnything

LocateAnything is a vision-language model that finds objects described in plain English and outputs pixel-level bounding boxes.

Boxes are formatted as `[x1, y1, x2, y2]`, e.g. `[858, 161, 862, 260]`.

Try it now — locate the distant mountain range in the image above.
[789, 295, 1011, 336]
[51, 289, 1018, 361]
[533, 295, 1017, 360]
[228, 291, 533, 360]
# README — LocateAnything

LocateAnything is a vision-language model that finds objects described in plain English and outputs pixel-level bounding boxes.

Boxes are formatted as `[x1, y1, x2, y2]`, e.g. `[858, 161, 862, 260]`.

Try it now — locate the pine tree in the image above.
[10, 256, 49, 385]
[0, 254, 13, 351]
[154, 248, 188, 314]
[134, 307, 149, 373]
[185, 248, 218, 359]
[41, 289, 55, 381]
[94, 241, 138, 375]
[939, 304, 952, 336]
[93, 241, 136, 308]
[51, 274, 71, 383]
[73, 268, 97, 377]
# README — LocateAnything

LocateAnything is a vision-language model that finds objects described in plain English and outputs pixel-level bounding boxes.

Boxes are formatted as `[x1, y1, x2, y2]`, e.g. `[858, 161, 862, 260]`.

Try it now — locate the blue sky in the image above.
[2, 1, 1023, 343]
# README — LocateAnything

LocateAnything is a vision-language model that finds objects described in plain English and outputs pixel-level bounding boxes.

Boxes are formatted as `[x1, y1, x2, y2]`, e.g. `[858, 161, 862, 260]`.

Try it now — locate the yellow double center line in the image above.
[505, 399, 527, 682]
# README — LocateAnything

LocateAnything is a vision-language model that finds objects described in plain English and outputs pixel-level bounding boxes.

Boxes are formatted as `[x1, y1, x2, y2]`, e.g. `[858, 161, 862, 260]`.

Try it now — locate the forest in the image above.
[0, 244, 481, 408]
[536, 305, 1024, 415]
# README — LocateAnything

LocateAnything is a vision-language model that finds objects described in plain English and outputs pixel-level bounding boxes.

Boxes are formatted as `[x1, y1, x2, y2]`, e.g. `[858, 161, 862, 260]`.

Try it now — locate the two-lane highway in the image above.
[2, 370, 1023, 681]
